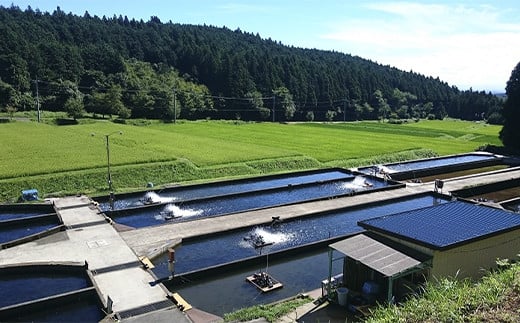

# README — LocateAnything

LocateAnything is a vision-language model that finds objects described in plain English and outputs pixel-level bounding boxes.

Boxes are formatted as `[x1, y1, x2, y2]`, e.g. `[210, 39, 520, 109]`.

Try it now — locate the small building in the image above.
[327, 200, 520, 306]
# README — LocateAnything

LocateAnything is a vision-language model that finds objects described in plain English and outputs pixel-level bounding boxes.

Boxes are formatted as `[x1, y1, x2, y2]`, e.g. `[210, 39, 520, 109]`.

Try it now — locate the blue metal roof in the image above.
[359, 201, 520, 250]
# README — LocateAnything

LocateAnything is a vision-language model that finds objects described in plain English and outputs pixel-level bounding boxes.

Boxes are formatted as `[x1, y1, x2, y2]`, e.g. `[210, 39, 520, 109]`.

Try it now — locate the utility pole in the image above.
[104, 131, 123, 208]
[34, 79, 41, 123]
[106, 134, 112, 193]
[343, 99, 347, 122]
[173, 88, 176, 124]
[91, 131, 122, 209]
[272, 95, 276, 122]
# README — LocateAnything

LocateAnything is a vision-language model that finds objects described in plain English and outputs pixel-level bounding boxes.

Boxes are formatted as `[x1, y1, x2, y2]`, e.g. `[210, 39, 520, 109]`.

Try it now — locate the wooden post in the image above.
[168, 248, 175, 280]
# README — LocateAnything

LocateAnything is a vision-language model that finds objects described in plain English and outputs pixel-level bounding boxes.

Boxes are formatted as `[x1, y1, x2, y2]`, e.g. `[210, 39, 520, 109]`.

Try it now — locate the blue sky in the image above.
[1, 1, 519, 92]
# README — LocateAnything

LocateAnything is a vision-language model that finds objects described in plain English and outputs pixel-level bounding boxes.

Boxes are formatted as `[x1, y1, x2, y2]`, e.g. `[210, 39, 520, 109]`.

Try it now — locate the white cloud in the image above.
[322, 2, 520, 91]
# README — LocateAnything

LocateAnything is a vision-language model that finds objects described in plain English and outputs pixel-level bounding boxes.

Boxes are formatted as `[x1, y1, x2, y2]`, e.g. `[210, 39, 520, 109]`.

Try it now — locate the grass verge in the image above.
[0, 118, 503, 202]
[223, 295, 312, 322]
[366, 259, 520, 322]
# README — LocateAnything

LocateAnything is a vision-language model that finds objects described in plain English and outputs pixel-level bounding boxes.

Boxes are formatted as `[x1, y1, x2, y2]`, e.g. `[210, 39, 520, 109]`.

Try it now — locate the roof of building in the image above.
[358, 200, 520, 250]
[329, 233, 426, 277]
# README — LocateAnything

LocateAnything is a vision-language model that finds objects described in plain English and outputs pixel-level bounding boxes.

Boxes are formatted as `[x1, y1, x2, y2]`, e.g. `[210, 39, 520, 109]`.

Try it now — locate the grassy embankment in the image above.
[366, 259, 520, 322]
[223, 295, 311, 322]
[0, 115, 501, 202]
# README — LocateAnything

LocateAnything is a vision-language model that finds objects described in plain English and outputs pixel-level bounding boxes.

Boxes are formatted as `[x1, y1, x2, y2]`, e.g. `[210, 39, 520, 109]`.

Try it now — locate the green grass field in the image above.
[0, 118, 502, 201]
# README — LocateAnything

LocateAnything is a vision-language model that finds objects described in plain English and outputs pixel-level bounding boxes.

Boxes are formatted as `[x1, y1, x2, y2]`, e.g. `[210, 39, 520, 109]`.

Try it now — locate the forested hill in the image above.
[0, 5, 503, 122]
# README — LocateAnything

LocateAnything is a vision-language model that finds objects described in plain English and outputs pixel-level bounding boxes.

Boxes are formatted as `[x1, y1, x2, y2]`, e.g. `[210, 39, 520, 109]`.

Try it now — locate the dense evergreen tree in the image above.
[499, 62, 520, 150]
[0, 5, 505, 122]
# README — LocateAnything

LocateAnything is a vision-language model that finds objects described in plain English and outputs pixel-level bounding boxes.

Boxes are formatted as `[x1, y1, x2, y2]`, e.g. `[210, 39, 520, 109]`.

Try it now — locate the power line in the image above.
[30, 77, 357, 120]
[32, 77, 347, 105]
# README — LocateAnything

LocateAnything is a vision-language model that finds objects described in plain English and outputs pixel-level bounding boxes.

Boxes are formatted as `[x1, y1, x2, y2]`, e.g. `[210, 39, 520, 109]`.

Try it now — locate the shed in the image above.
[359, 200, 520, 279]
[21, 189, 38, 201]
[327, 233, 430, 303]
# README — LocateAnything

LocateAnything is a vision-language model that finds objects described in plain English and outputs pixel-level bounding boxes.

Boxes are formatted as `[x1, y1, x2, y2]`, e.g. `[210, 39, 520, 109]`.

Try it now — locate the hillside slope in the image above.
[0, 5, 502, 121]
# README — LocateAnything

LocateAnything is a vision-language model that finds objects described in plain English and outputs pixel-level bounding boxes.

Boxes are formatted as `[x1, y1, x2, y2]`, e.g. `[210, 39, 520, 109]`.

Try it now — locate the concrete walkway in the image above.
[0, 196, 190, 322]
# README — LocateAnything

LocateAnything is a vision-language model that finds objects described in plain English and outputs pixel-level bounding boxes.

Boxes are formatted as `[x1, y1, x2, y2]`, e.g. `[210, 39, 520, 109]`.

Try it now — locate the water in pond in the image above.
[109, 176, 388, 228]
[171, 248, 343, 317]
[359, 154, 497, 174]
[98, 170, 353, 211]
[0, 221, 60, 244]
[152, 194, 448, 277]
[0, 273, 90, 308]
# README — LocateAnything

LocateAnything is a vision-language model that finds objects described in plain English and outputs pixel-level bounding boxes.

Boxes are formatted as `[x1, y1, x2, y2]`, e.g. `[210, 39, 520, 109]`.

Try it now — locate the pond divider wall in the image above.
[0, 262, 89, 274]
[0, 203, 55, 214]
[387, 157, 504, 181]
[0, 213, 58, 226]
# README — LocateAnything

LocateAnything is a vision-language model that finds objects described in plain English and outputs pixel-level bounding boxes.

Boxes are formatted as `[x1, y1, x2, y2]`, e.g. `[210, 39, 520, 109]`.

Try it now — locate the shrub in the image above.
[388, 118, 403, 124]
[487, 112, 504, 125]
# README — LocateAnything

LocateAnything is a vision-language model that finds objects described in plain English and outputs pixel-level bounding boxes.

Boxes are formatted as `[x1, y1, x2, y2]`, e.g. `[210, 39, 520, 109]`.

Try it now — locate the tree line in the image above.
[500, 61, 520, 151]
[0, 5, 504, 122]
